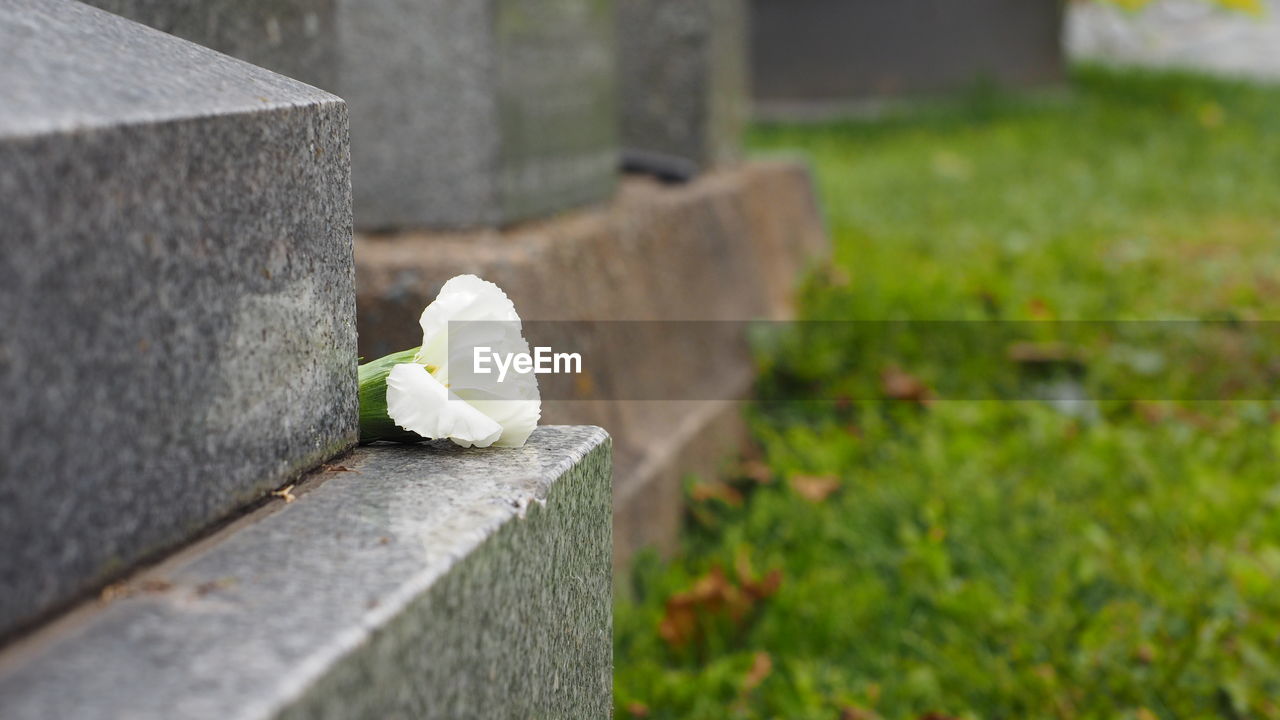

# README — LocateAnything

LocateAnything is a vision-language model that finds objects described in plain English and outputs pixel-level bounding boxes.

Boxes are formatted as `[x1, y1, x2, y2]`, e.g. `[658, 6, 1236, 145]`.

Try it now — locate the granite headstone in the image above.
[335, 0, 619, 230]
[78, 0, 338, 91]
[0, 0, 356, 639]
[751, 0, 1064, 115]
[618, 0, 747, 171]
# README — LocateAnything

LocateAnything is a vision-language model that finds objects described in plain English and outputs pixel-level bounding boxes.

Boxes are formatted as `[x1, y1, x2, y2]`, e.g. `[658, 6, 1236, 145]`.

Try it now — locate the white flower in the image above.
[383, 275, 541, 448]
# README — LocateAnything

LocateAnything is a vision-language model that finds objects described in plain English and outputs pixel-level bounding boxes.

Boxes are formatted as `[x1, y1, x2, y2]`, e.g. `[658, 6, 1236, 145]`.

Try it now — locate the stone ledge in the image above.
[0, 427, 612, 720]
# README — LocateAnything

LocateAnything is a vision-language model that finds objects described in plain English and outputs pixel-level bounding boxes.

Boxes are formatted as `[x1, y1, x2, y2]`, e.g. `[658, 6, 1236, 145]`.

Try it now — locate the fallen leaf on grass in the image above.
[737, 459, 775, 485]
[625, 701, 650, 718]
[658, 560, 783, 650]
[881, 366, 934, 406]
[690, 480, 744, 507]
[735, 551, 783, 601]
[742, 652, 772, 693]
[1027, 297, 1055, 320]
[658, 566, 731, 648]
[1007, 341, 1082, 366]
[790, 474, 841, 503]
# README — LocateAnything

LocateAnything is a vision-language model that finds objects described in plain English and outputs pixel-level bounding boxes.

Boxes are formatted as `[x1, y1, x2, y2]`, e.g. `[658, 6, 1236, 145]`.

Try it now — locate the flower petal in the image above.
[385, 363, 502, 448]
[466, 397, 541, 448]
[407, 274, 543, 448]
[415, 274, 520, 370]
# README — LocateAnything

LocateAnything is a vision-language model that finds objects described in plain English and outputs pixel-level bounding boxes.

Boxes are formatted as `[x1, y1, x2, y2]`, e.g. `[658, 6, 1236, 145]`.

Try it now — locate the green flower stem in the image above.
[358, 347, 422, 444]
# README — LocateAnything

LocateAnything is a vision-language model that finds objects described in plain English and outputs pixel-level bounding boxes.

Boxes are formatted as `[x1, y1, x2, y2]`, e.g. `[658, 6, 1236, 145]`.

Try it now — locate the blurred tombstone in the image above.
[336, 0, 619, 230]
[617, 0, 748, 175]
[751, 0, 1065, 117]
[83, 0, 619, 231]
[0, 0, 355, 639]
[78, 0, 338, 90]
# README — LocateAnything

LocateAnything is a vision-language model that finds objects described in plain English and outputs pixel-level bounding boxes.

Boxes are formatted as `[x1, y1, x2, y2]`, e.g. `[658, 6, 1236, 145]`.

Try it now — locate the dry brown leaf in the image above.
[1006, 341, 1081, 365]
[687, 566, 734, 608]
[880, 366, 934, 406]
[99, 578, 174, 603]
[137, 578, 173, 594]
[735, 551, 782, 602]
[841, 706, 877, 720]
[690, 480, 744, 507]
[1027, 297, 1054, 320]
[271, 484, 297, 503]
[625, 701, 650, 718]
[193, 577, 237, 597]
[737, 459, 775, 485]
[790, 474, 841, 503]
[658, 566, 732, 648]
[99, 583, 127, 603]
[745, 568, 782, 601]
[741, 652, 772, 693]
[657, 561, 782, 650]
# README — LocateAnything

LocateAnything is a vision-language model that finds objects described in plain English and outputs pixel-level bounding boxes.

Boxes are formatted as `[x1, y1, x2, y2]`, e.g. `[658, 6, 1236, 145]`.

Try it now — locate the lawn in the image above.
[614, 67, 1280, 720]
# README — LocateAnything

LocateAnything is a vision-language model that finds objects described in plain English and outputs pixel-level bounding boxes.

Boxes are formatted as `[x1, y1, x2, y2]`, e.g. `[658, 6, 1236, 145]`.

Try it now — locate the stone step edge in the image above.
[0, 426, 612, 720]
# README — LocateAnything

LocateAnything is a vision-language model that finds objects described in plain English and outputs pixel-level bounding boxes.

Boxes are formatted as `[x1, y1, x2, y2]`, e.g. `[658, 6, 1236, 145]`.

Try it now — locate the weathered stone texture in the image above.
[336, 0, 618, 230]
[0, 427, 612, 720]
[618, 0, 748, 168]
[0, 0, 356, 639]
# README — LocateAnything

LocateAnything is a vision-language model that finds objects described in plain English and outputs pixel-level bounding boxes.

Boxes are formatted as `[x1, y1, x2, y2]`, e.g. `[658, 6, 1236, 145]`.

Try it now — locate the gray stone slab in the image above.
[336, 0, 618, 230]
[618, 0, 747, 169]
[0, 427, 613, 720]
[78, 0, 338, 91]
[0, 0, 356, 639]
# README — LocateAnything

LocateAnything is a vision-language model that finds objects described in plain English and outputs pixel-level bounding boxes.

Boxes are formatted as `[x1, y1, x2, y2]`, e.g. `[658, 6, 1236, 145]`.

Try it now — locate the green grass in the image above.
[614, 67, 1280, 720]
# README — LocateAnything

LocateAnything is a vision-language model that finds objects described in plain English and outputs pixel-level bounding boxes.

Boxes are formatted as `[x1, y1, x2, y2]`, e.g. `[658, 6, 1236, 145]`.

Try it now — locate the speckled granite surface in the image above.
[0, 0, 356, 639]
[0, 427, 612, 720]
